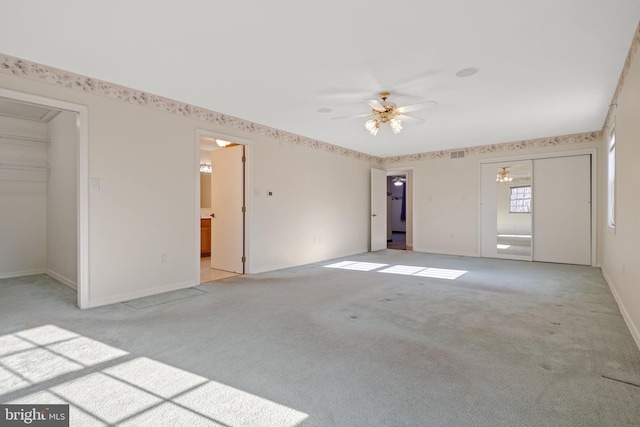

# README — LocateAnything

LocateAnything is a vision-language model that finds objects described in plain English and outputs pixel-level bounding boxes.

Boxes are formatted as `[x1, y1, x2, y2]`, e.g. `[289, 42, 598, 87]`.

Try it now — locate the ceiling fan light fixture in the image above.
[365, 119, 379, 136]
[389, 118, 403, 134]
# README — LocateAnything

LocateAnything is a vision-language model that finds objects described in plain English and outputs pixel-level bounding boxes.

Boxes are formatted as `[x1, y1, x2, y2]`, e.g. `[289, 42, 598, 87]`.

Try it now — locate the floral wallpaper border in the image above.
[0, 53, 381, 164]
[382, 131, 602, 166]
[604, 20, 640, 131]
[4, 35, 636, 166]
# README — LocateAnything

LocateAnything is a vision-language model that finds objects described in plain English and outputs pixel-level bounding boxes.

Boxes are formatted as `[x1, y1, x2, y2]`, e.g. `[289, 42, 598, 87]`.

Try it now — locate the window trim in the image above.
[607, 125, 616, 230]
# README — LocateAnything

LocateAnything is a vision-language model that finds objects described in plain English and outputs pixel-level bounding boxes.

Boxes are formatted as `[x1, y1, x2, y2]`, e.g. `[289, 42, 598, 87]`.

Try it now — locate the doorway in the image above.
[370, 168, 413, 252]
[0, 88, 89, 308]
[196, 131, 248, 283]
[387, 174, 408, 250]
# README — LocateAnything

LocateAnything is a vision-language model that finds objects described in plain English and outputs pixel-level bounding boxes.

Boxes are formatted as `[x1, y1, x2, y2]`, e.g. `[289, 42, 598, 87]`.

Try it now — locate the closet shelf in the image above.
[0, 133, 50, 144]
[0, 162, 50, 172]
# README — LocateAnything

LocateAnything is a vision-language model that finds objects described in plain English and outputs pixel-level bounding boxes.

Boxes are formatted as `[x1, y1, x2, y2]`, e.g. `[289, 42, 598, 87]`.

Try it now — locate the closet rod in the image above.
[0, 133, 50, 144]
[0, 162, 50, 172]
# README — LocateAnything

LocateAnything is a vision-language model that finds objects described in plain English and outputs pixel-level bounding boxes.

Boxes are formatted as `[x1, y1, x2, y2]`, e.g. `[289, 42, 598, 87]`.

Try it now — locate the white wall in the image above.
[601, 38, 640, 349]
[386, 141, 600, 258]
[46, 111, 77, 287]
[0, 116, 48, 278]
[249, 140, 371, 273]
[409, 155, 479, 256]
[0, 49, 623, 312]
[0, 71, 373, 306]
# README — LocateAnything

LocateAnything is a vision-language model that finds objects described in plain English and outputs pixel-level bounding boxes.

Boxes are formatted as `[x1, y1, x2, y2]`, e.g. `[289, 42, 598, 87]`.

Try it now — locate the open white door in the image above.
[371, 168, 387, 251]
[211, 145, 245, 273]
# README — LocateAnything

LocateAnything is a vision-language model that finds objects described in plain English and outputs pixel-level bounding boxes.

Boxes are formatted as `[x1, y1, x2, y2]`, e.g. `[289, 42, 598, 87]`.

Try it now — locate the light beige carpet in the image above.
[1, 252, 639, 426]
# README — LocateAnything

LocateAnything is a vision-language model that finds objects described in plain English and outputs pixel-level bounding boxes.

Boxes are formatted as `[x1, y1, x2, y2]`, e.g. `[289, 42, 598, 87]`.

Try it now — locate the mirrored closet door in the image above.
[481, 155, 592, 265]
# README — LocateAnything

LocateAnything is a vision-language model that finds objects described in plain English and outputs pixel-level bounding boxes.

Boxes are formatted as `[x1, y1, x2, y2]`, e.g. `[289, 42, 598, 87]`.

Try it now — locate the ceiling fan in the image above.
[332, 91, 437, 136]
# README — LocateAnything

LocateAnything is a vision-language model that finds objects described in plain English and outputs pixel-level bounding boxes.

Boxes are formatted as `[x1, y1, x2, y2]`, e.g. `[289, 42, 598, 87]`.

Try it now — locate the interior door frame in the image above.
[477, 148, 597, 266]
[370, 167, 414, 252]
[385, 167, 414, 250]
[195, 129, 253, 282]
[0, 88, 90, 308]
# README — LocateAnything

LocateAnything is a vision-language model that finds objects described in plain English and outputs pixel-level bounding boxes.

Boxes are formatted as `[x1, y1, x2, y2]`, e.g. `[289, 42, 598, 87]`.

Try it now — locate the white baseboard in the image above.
[601, 267, 640, 352]
[0, 269, 46, 280]
[46, 270, 77, 290]
[87, 280, 196, 309]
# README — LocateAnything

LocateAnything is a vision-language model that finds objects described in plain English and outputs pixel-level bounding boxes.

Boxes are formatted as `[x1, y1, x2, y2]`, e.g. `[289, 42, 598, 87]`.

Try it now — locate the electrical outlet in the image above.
[160, 253, 167, 263]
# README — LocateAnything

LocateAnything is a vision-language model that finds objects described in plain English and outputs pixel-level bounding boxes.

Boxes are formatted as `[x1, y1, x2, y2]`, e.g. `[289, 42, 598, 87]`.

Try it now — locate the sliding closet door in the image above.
[481, 161, 533, 261]
[480, 163, 499, 258]
[533, 155, 591, 265]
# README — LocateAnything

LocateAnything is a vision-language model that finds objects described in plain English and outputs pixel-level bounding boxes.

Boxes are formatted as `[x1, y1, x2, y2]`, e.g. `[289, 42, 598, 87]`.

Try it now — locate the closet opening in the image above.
[480, 151, 596, 266]
[0, 89, 88, 308]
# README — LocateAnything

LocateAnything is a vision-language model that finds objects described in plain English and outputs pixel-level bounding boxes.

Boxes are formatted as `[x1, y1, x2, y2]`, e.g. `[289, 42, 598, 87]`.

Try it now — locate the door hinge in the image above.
[242, 156, 246, 163]
[241, 256, 246, 263]
[242, 206, 246, 213]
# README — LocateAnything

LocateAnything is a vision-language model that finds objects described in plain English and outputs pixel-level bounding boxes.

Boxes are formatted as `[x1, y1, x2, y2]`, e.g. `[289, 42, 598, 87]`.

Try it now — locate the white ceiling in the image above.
[1, 1, 638, 157]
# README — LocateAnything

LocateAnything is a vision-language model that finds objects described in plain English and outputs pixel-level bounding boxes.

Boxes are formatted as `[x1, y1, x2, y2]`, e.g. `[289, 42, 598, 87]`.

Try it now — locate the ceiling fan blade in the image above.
[331, 112, 375, 120]
[396, 114, 426, 124]
[366, 99, 386, 112]
[396, 100, 438, 114]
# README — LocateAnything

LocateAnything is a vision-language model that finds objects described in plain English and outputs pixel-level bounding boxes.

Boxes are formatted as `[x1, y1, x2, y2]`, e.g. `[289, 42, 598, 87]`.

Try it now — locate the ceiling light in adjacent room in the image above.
[200, 164, 212, 173]
[496, 167, 513, 182]
[216, 139, 231, 147]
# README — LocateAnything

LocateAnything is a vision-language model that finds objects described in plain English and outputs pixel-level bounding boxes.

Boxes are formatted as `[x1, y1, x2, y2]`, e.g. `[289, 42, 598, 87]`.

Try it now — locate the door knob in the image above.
[371, 214, 377, 217]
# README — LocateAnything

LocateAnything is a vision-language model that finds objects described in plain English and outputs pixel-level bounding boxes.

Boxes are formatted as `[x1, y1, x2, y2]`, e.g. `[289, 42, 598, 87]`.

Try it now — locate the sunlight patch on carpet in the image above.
[324, 261, 467, 280]
[413, 267, 467, 280]
[2, 325, 309, 426]
[379, 265, 426, 275]
[324, 261, 388, 271]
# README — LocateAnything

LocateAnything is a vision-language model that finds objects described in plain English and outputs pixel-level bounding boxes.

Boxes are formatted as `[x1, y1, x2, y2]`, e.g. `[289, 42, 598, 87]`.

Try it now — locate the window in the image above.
[509, 186, 531, 213]
[608, 127, 616, 228]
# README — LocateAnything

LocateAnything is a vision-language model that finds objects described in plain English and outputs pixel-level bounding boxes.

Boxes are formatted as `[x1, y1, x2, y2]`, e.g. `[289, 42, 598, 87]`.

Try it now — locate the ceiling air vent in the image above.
[450, 150, 465, 159]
